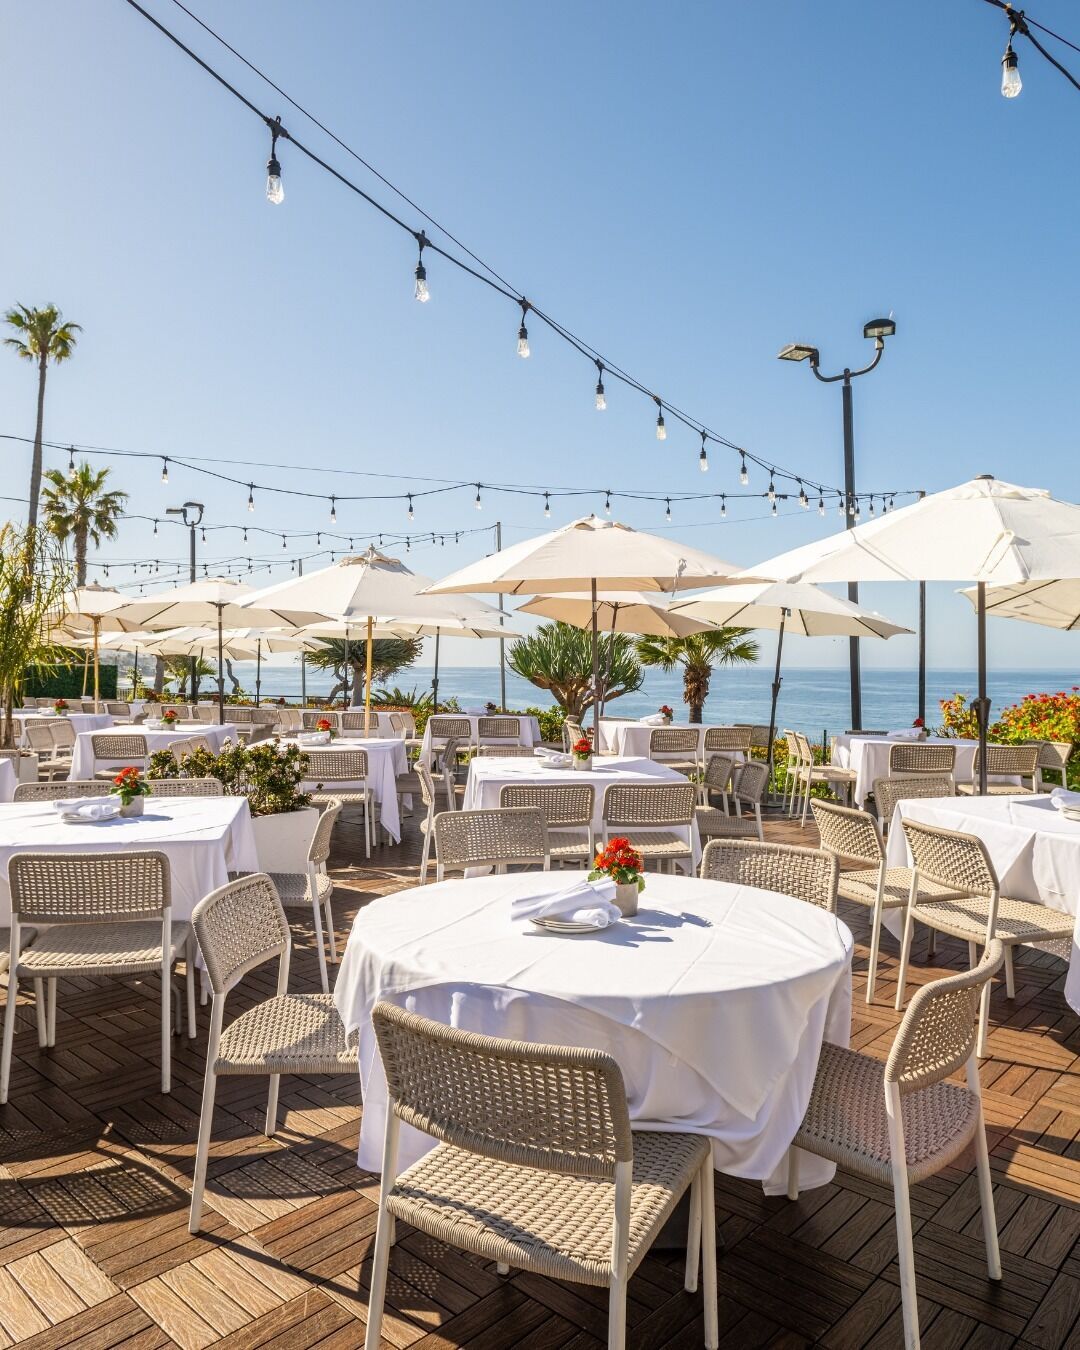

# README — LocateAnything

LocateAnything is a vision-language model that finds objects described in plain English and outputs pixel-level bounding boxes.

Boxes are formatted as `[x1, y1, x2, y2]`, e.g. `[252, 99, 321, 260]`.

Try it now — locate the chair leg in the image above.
[866, 901, 884, 1005]
[969, 1073, 1002, 1280]
[699, 1158, 719, 1349]
[266, 1073, 281, 1137]
[968, 940, 978, 968]
[927, 928, 937, 958]
[46, 978, 57, 1047]
[364, 1111, 400, 1350]
[685, 1168, 702, 1293]
[33, 978, 47, 1048]
[185, 939, 196, 1038]
[189, 1067, 219, 1233]
[0, 973, 19, 1103]
[895, 903, 916, 1012]
[786, 1147, 800, 1201]
[496, 1261, 510, 1276]
[420, 827, 431, 885]
[323, 892, 338, 963]
[309, 881, 329, 995]
[1004, 945, 1015, 999]
[885, 1090, 920, 1350]
[977, 979, 992, 1059]
[161, 958, 171, 1094]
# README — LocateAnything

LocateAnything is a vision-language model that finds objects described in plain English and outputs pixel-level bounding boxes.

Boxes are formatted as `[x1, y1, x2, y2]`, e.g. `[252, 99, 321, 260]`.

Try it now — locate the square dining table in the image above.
[68, 723, 240, 779]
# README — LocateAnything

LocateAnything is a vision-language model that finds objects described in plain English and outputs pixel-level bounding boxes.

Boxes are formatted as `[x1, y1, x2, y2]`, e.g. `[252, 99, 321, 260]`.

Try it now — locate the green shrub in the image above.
[24, 656, 116, 700]
[147, 739, 311, 816]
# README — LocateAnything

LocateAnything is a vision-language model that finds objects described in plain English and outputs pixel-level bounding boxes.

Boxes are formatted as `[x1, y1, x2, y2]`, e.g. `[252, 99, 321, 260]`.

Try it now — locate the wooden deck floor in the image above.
[3, 803, 1080, 1349]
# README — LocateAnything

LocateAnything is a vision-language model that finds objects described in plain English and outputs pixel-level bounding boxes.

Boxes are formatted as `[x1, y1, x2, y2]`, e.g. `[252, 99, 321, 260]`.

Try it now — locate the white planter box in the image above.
[249, 806, 318, 874]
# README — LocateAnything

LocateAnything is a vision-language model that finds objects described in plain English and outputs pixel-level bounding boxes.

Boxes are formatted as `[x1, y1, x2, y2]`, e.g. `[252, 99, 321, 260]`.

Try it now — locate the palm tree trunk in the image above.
[153, 656, 165, 696]
[74, 525, 88, 587]
[28, 355, 47, 528]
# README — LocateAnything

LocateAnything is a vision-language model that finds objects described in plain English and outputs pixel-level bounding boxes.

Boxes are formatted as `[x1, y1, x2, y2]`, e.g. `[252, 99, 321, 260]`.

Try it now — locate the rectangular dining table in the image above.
[418, 713, 542, 766]
[831, 734, 985, 807]
[11, 711, 114, 747]
[68, 723, 240, 779]
[281, 736, 409, 842]
[597, 718, 747, 761]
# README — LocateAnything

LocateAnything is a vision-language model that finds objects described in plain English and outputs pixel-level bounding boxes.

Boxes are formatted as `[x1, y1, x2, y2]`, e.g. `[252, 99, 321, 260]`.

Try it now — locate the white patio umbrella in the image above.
[110, 578, 328, 722]
[214, 628, 328, 705]
[48, 584, 144, 703]
[740, 476, 1080, 792]
[241, 550, 498, 729]
[958, 578, 1080, 631]
[669, 581, 912, 779]
[425, 516, 739, 728]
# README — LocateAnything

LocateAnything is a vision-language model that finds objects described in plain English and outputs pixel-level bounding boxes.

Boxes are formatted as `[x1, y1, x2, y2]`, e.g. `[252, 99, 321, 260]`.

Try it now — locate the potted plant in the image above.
[147, 740, 315, 872]
[161, 708, 179, 727]
[315, 716, 337, 741]
[570, 735, 593, 771]
[659, 704, 674, 725]
[912, 717, 926, 739]
[590, 837, 645, 917]
[109, 766, 152, 817]
[53, 697, 69, 716]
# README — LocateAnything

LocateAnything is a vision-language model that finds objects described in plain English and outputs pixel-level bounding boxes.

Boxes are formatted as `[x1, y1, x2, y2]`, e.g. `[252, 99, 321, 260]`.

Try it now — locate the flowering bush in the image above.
[571, 736, 592, 760]
[146, 740, 311, 816]
[109, 766, 151, 805]
[590, 836, 645, 891]
[939, 689, 1079, 786]
[938, 693, 984, 740]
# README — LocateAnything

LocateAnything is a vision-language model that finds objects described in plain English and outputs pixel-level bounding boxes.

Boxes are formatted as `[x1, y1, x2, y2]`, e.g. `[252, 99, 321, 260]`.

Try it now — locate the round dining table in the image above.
[334, 871, 853, 1194]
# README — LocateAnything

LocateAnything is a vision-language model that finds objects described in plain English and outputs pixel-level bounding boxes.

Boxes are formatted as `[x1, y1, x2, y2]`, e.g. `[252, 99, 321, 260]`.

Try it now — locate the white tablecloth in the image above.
[0, 795, 258, 924]
[463, 754, 701, 872]
[419, 714, 542, 766]
[69, 723, 240, 779]
[886, 793, 1080, 1009]
[282, 737, 409, 842]
[831, 735, 982, 807]
[334, 871, 852, 1191]
[0, 760, 15, 803]
[597, 719, 746, 761]
[12, 711, 113, 747]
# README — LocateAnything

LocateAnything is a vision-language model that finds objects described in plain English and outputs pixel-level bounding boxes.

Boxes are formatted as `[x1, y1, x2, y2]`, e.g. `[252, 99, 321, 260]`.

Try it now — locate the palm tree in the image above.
[4, 304, 81, 528]
[508, 622, 643, 720]
[305, 636, 422, 706]
[635, 629, 759, 724]
[41, 462, 127, 585]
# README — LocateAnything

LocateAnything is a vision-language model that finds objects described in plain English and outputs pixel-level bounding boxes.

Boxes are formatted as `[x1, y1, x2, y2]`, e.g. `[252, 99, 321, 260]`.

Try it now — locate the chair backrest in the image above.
[14, 780, 110, 802]
[703, 754, 736, 795]
[339, 711, 368, 732]
[192, 872, 291, 996]
[429, 716, 471, 741]
[478, 745, 535, 757]
[1036, 741, 1072, 772]
[811, 799, 883, 867]
[747, 724, 771, 750]
[872, 775, 954, 829]
[50, 720, 76, 749]
[500, 782, 594, 827]
[92, 732, 148, 761]
[20, 696, 38, 707]
[305, 748, 367, 781]
[901, 818, 997, 896]
[195, 706, 217, 724]
[371, 1000, 632, 1177]
[888, 742, 955, 775]
[977, 743, 1039, 778]
[700, 839, 838, 912]
[603, 781, 696, 827]
[415, 759, 438, 811]
[81, 700, 103, 713]
[161, 704, 187, 719]
[784, 730, 804, 767]
[703, 726, 752, 753]
[648, 727, 699, 756]
[794, 731, 816, 764]
[227, 706, 254, 724]
[147, 777, 224, 797]
[389, 711, 417, 737]
[25, 722, 58, 754]
[439, 737, 463, 771]
[302, 709, 340, 730]
[105, 701, 131, 717]
[434, 806, 549, 874]
[275, 708, 302, 732]
[8, 850, 170, 924]
[733, 760, 769, 804]
[0, 748, 18, 761]
[308, 797, 343, 865]
[477, 716, 521, 739]
[886, 940, 1005, 1092]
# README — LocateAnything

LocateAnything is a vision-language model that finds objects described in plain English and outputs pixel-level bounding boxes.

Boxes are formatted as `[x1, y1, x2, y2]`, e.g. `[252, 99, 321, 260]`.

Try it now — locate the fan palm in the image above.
[41, 462, 127, 585]
[636, 629, 759, 724]
[508, 622, 643, 720]
[4, 304, 81, 527]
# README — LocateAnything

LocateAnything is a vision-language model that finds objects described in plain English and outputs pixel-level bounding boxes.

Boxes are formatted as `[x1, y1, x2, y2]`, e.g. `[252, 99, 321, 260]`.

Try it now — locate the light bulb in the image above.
[414, 261, 429, 303]
[517, 323, 530, 358]
[771, 500, 778, 517]
[838, 496, 845, 515]
[282, 535, 287, 548]
[604, 493, 612, 517]
[665, 499, 672, 522]
[407, 494, 414, 521]
[475, 485, 483, 510]
[720, 496, 727, 518]
[329, 498, 337, 523]
[544, 493, 551, 518]
[767, 478, 776, 503]
[266, 155, 284, 204]
[248, 484, 255, 512]
[852, 499, 860, 518]
[153, 519, 158, 535]
[818, 496, 825, 517]
[161, 458, 169, 484]
[1001, 45, 1022, 98]
[201, 527, 206, 542]
[595, 379, 606, 411]
[798, 484, 809, 509]
[68, 446, 76, 472]
[655, 408, 666, 441]
[739, 453, 749, 486]
[869, 497, 875, 516]
[699, 436, 709, 472]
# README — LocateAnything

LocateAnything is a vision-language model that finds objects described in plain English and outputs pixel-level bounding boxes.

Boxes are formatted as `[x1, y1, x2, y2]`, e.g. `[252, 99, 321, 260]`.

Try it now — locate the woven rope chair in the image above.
[1034, 740, 1072, 789]
[478, 744, 535, 757]
[956, 743, 1040, 796]
[226, 706, 254, 724]
[703, 726, 752, 758]
[872, 774, 954, 837]
[500, 783, 595, 867]
[187, 873, 356, 1233]
[50, 720, 77, 752]
[275, 708, 302, 734]
[388, 711, 422, 754]
[781, 731, 803, 815]
[364, 1001, 718, 1350]
[413, 761, 441, 884]
[91, 732, 148, 779]
[700, 839, 837, 911]
[698, 752, 736, 810]
[888, 742, 956, 783]
[439, 736, 467, 806]
[301, 709, 339, 731]
[81, 700, 105, 714]
[303, 748, 376, 856]
[105, 701, 132, 718]
[246, 709, 278, 742]
[14, 780, 105, 802]
[793, 731, 856, 828]
[194, 705, 217, 724]
[1, 851, 194, 1103]
[233, 800, 343, 993]
[697, 760, 767, 845]
[477, 715, 524, 747]
[647, 727, 700, 775]
[602, 782, 696, 874]
[24, 722, 71, 780]
[897, 819, 1073, 1055]
[147, 777, 224, 797]
[812, 798, 960, 1004]
[428, 717, 472, 763]
[433, 806, 549, 881]
[790, 942, 1006, 1350]
[160, 704, 189, 720]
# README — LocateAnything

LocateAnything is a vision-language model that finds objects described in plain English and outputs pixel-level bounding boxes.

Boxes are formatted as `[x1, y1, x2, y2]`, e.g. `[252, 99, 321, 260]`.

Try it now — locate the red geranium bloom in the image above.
[316, 718, 333, 732]
[572, 737, 592, 755]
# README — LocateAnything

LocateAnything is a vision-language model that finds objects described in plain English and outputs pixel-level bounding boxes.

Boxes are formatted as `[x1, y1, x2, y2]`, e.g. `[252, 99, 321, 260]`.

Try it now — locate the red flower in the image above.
[572, 737, 592, 755]
[316, 718, 333, 732]
[912, 717, 924, 727]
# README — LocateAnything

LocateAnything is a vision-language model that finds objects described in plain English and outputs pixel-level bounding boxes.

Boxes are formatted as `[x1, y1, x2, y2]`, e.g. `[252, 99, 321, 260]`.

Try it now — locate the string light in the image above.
[838, 495, 846, 516]
[869, 496, 876, 516]
[798, 481, 809, 510]
[853, 499, 861, 519]
[771, 499, 778, 517]
[407, 493, 414, 521]
[604, 491, 612, 517]
[329, 496, 337, 523]
[282, 534, 287, 548]
[699, 432, 708, 473]
[517, 301, 530, 358]
[201, 526, 206, 542]
[665, 498, 672, 522]
[1002, 37, 1022, 96]
[68, 445, 75, 473]
[654, 399, 666, 441]
[265, 114, 285, 204]
[767, 475, 776, 504]
[544, 492, 551, 518]
[818, 495, 825, 517]
[594, 361, 606, 411]
[247, 483, 255, 512]
[161, 457, 169, 484]
[152, 519, 158, 535]
[413, 231, 430, 302]
[739, 452, 749, 486]
[720, 495, 727, 518]
[475, 483, 483, 510]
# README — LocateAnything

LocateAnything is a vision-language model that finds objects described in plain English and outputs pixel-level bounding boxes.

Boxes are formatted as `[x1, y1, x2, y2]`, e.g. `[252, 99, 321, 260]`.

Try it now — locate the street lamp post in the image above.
[777, 318, 896, 731]
[165, 501, 205, 701]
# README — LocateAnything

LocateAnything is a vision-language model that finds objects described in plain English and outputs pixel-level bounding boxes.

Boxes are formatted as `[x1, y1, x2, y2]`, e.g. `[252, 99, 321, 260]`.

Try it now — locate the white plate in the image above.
[60, 808, 122, 825]
[529, 915, 615, 935]
[1061, 806, 1080, 822]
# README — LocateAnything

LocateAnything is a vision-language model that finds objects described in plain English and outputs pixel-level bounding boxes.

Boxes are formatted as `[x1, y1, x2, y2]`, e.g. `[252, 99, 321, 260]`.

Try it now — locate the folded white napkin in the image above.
[886, 728, 923, 740]
[56, 798, 121, 822]
[512, 877, 620, 929]
[534, 746, 566, 760]
[464, 706, 487, 715]
[641, 713, 667, 725]
[297, 731, 331, 745]
[1050, 788, 1080, 812]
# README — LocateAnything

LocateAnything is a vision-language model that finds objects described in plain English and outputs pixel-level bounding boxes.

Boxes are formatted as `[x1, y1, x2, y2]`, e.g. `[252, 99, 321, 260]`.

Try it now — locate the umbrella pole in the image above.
[974, 581, 990, 795]
[131, 647, 138, 702]
[81, 648, 89, 697]
[432, 628, 441, 714]
[766, 612, 787, 799]
[93, 618, 100, 706]
[364, 617, 374, 734]
[600, 608, 618, 717]
[255, 640, 261, 707]
[591, 579, 600, 737]
[217, 605, 225, 725]
[343, 626, 350, 712]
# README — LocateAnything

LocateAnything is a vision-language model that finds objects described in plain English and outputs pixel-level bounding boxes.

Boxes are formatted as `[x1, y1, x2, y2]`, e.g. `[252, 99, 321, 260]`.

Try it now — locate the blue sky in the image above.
[5, 1, 1079, 675]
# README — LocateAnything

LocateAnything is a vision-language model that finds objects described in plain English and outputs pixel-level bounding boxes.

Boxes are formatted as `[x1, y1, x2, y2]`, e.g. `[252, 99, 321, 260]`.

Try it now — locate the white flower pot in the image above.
[614, 882, 640, 917]
[250, 806, 319, 873]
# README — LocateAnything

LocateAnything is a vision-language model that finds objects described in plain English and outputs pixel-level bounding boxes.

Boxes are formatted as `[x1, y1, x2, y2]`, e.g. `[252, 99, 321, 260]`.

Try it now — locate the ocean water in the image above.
[180, 662, 1079, 739]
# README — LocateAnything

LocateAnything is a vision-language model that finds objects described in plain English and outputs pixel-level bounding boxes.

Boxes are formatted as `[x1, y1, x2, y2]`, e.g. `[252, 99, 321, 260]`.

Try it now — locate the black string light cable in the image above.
[980, 0, 1080, 95]
[118, 0, 901, 503]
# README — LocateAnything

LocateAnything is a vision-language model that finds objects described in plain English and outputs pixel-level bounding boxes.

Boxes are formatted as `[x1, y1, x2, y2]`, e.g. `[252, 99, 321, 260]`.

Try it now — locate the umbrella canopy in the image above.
[48, 584, 146, 703]
[515, 591, 724, 638]
[741, 476, 1080, 790]
[141, 627, 263, 661]
[958, 579, 1080, 631]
